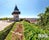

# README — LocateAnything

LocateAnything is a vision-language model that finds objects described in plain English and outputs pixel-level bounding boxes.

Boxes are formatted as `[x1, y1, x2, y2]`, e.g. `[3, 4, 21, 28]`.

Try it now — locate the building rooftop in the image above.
[12, 5, 20, 15]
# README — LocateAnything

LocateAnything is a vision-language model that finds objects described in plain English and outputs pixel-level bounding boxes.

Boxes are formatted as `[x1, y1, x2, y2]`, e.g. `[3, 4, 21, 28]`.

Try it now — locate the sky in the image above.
[0, 0, 49, 18]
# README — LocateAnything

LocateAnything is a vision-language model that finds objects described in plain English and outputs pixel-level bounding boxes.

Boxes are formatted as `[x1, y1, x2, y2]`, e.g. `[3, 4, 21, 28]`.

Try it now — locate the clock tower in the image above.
[12, 5, 20, 21]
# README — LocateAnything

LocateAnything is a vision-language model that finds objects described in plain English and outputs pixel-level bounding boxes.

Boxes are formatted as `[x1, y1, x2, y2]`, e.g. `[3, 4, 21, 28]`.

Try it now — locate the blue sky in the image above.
[0, 0, 49, 18]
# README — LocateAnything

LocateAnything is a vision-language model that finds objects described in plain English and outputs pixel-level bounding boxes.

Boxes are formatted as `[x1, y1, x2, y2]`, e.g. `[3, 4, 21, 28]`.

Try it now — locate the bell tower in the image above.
[12, 5, 20, 21]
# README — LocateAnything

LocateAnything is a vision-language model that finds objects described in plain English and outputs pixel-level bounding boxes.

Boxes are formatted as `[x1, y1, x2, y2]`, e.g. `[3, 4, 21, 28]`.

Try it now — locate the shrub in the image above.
[23, 21, 49, 40]
[20, 19, 24, 21]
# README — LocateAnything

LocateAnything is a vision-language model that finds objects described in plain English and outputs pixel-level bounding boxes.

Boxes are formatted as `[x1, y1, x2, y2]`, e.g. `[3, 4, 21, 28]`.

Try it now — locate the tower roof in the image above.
[14, 5, 19, 10]
[12, 5, 20, 15]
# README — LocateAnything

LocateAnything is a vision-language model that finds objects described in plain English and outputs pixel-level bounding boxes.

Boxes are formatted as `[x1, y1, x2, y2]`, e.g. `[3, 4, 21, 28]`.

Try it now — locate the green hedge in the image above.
[0, 22, 15, 40]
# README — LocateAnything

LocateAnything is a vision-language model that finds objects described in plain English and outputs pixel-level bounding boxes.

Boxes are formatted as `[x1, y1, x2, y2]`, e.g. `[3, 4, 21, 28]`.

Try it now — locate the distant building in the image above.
[12, 5, 20, 21]
[21, 18, 37, 24]
[25, 18, 37, 24]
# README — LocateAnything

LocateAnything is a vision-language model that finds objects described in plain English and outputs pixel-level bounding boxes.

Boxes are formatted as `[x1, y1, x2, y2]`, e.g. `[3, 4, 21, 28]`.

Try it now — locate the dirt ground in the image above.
[12, 23, 24, 40]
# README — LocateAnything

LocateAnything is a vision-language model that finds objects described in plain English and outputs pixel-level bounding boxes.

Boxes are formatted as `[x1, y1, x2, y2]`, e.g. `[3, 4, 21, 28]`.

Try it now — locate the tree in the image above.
[38, 7, 49, 30]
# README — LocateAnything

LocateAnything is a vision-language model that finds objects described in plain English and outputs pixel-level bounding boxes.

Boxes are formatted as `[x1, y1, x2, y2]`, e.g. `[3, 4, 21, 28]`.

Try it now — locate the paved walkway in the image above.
[0, 20, 13, 31]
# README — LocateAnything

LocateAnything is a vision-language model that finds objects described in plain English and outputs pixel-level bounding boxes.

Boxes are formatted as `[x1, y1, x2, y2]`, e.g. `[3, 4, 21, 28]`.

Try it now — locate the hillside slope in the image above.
[5, 21, 49, 40]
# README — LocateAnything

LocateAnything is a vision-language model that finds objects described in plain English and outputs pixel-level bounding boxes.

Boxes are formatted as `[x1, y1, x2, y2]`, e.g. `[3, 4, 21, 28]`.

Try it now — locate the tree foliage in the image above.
[38, 7, 49, 30]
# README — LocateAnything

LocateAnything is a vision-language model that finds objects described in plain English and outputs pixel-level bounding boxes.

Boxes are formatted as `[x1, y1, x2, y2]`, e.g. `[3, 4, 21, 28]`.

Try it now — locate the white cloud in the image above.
[19, 15, 38, 18]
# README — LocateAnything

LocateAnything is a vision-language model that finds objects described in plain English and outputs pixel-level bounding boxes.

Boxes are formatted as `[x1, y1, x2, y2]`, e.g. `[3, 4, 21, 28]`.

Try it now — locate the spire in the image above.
[14, 5, 20, 12]
[12, 5, 20, 15]
[14, 5, 19, 11]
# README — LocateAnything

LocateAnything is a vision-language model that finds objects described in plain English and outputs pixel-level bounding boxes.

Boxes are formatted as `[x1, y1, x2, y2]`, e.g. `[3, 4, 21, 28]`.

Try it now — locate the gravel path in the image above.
[12, 24, 24, 40]
[0, 20, 13, 31]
